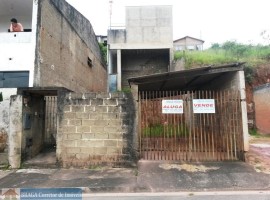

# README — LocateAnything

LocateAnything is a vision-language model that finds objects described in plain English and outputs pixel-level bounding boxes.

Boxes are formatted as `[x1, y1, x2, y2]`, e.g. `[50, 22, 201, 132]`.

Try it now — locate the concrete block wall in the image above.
[57, 92, 137, 168]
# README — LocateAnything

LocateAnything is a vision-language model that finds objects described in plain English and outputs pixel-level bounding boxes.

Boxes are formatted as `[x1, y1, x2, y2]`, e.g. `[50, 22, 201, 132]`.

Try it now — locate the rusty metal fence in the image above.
[139, 90, 244, 161]
[44, 96, 57, 147]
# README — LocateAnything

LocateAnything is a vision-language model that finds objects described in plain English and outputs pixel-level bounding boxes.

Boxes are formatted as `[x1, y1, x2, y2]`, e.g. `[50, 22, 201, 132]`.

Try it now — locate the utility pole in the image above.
[109, 0, 113, 29]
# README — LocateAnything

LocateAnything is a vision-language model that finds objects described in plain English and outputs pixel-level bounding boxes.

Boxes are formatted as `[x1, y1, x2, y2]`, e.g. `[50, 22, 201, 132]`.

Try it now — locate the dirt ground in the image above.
[246, 135, 270, 174]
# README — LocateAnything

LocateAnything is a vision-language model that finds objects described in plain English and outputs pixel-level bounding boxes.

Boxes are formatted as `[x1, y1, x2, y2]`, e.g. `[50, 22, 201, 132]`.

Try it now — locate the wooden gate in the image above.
[139, 90, 244, 161]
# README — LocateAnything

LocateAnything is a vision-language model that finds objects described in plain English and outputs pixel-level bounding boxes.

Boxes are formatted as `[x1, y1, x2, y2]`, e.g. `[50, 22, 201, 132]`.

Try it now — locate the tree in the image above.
[210, 43, 220, 53]
[260, 30, 270, 45]
[99, 43, 107, 64]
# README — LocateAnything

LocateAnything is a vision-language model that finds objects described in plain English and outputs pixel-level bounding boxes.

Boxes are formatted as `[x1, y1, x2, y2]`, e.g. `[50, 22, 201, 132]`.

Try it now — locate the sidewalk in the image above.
[0, 161, 270, 193]
[0, 136, 270, 193]
[245, 135, 270, 174]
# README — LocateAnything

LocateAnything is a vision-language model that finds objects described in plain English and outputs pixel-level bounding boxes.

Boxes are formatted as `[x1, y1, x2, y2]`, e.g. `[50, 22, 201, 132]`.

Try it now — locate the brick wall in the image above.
[57, 92, 137, 168]
[35, 0, 107, 92]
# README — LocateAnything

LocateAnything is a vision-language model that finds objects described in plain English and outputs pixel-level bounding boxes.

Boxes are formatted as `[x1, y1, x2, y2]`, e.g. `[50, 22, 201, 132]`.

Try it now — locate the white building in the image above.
[0, 0, 37, 93]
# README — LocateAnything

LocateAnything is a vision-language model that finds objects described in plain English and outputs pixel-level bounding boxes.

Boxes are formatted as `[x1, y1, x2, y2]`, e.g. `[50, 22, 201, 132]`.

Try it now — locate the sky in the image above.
[66, 0, 270, 48]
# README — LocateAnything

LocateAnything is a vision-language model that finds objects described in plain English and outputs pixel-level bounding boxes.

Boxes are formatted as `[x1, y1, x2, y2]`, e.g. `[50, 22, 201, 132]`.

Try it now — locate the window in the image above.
[87, 57, 93, 67]
[0, 71, 29, 88]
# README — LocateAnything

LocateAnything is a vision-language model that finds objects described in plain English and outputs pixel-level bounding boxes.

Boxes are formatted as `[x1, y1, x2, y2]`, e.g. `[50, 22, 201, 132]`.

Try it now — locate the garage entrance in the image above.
[139, 90, 244, 161]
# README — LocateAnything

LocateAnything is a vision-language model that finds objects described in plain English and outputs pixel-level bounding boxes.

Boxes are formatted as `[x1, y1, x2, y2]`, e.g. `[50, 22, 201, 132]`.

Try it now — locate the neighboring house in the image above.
[0, 0, 107, 167]
[107, 5, 173, 91]
[174, 36, 204, 51]
[253, 84, 270, 134]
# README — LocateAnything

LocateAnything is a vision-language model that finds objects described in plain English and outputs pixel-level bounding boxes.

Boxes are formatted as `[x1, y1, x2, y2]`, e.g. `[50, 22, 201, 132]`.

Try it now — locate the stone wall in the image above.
[57, 92, 137, 168]
[35, 0, 107, 92]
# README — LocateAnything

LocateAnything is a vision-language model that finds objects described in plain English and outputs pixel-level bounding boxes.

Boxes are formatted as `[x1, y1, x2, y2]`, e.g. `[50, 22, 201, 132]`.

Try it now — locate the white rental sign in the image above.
[193, 99, 215, 113]
[162, 100, 183, 114]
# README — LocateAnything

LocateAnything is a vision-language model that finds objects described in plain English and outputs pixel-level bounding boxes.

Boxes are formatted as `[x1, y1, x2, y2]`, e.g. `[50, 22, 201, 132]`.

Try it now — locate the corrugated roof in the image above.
[128, 63, 244, 91]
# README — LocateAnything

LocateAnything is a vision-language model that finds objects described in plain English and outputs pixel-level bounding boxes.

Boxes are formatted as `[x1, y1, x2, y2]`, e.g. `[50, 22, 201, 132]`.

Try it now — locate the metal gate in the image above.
[44, 96, 57, 147]
[139, 90, 244, 161]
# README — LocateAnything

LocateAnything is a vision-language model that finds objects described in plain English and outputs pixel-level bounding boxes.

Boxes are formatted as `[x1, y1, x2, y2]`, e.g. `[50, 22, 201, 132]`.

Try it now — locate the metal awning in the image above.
[128, 62, 244, 91]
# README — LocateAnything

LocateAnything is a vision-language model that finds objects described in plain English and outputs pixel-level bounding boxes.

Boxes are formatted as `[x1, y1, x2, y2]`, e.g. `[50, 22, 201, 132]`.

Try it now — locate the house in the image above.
[0, 0, 107, 168]
[52, 63, 250, 167]
[1, 2, 250, 168]
[173, 36, 204, 51]
[107, 5, 173, 91]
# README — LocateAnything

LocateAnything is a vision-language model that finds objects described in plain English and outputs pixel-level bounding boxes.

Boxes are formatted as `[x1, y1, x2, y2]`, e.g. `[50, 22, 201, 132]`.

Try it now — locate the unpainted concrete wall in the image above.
[254, 84, 270, 134]
[126, 6, 172, 45]
[35, 0, 107, 92]
[120, 50, 169, 88]
[202, 71, 240, 90]
[9, 95, 23, 168]
[108, 6, 172, 49]
[57, 92, 137, 168]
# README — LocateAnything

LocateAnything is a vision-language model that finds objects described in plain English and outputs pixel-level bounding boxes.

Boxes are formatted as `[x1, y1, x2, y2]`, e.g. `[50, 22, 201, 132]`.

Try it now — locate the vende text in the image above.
[194, 104, 214, 107]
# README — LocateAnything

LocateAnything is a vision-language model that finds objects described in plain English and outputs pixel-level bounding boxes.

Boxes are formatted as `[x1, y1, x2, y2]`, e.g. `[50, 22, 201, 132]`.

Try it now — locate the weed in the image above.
[249, 128, 259, 137]
[133, 169, 139, 176]
[88, 165, 102, 170]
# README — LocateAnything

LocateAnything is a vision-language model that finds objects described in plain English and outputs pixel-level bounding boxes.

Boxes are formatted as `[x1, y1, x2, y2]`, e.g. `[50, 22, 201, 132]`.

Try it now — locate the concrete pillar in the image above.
[108, 48, 112, 75]
[117, 49, 122, 91]
[238, 71, 249, 151]
[9, 95, 23, 168]
[107, 49, 112, 92]
[130, 84, 139, 152]
[169, 48, 174, 72]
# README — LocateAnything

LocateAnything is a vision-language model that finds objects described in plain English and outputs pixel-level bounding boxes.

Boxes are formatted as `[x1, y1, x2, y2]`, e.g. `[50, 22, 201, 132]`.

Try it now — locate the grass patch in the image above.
[143, 124, 189, 137]
[0, 164, 10, 170]
[249, 128, 259, 137]
[120, 87, 131, 93]
[88, 165, 102, 170]
[174, 41, 270, 69]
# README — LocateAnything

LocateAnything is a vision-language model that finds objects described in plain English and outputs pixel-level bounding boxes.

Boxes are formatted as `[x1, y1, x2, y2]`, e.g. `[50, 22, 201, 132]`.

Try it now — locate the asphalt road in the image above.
[86, 191, 270, 200]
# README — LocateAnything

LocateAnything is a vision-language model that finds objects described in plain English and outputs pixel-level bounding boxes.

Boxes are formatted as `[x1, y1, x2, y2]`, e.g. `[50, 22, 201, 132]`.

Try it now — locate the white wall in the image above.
[0, 0, 38, 163]
[0, 0, 33, 32]
[0, 0, 38, 87]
